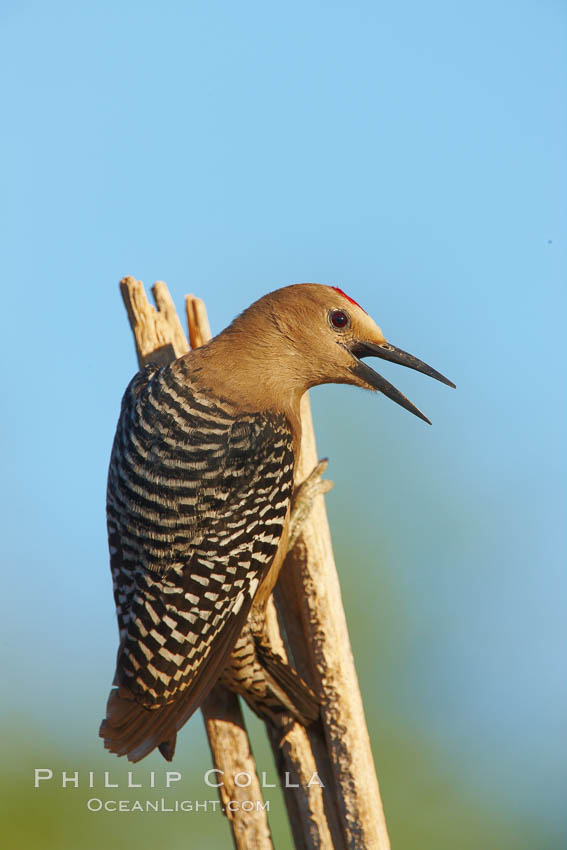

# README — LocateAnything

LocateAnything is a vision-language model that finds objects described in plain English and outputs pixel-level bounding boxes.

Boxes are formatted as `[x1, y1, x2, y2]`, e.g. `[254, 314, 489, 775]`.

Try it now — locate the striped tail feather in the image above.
[99, 687, 178, 763]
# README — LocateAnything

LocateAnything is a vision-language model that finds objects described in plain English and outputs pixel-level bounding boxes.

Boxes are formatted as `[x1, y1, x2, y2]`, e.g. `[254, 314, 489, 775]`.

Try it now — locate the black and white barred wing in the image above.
[102, 362, 294, 760]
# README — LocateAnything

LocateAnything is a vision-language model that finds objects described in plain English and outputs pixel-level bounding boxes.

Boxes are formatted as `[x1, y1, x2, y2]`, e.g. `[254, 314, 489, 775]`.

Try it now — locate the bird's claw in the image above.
[288, 458, 333, 550]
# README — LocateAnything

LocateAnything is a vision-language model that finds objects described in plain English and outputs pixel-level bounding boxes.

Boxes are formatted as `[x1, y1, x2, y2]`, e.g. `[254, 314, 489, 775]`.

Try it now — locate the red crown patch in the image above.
[331, 286, 367, 314]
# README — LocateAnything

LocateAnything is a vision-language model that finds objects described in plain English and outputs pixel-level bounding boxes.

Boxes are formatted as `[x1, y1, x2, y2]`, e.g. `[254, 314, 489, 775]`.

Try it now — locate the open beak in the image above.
[349, 340, 456, 425]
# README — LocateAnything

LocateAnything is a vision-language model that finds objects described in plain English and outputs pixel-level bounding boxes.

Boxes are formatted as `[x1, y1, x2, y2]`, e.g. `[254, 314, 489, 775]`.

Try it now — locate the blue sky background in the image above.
[1, 2, 565, 848]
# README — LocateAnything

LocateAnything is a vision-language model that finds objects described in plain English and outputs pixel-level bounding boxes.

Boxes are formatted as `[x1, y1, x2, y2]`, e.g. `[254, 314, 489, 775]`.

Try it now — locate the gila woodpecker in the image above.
[100, 283, 454, 762]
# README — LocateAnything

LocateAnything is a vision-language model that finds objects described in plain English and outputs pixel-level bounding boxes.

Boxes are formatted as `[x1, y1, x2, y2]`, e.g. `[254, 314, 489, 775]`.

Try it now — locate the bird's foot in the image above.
[288, 459, 333, 550]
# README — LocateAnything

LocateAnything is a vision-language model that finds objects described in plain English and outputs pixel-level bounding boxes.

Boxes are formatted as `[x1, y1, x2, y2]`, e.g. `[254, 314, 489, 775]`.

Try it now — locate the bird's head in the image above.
[224, 283, 454, 424]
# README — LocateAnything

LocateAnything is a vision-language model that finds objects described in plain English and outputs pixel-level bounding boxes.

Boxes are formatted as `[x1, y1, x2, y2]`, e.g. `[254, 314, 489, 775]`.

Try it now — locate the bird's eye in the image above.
[329, 309, 350, 330]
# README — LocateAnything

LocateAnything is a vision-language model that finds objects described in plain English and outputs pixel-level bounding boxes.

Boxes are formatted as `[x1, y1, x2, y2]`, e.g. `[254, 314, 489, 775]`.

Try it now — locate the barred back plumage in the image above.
[102, 357, 295, 759]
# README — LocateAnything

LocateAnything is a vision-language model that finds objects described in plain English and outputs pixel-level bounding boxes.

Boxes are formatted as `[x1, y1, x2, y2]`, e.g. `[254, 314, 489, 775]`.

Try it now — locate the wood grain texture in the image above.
[186, 293, 212, 350]
[120, 277, 189, 365]
[203, 684, 274, 850]
[263, 598, 341, 850]
[277, 393, 391, 850]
